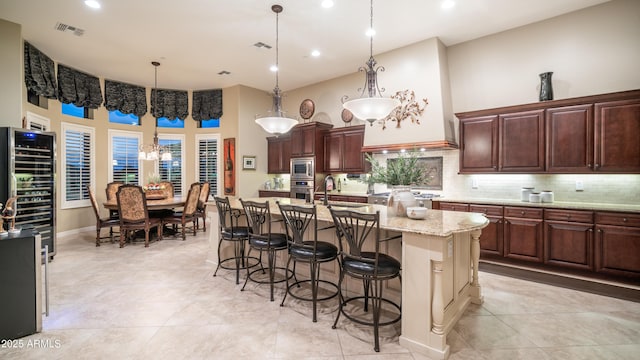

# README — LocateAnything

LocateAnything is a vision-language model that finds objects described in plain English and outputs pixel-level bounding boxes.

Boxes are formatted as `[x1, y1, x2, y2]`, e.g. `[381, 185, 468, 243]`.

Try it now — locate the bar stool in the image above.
[212, 196, 259, 285]
[329, 207, 402, 352]
[240, 199, 292, 301]
[277, 202, 339, 322]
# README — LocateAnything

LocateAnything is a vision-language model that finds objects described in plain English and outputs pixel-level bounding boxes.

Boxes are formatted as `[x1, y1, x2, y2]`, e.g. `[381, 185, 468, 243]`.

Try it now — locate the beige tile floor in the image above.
[3, 229, 640, 360]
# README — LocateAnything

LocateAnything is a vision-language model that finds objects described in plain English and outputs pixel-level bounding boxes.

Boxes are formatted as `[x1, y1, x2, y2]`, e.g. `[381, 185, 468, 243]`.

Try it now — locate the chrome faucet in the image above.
[323, 174, 334, 206]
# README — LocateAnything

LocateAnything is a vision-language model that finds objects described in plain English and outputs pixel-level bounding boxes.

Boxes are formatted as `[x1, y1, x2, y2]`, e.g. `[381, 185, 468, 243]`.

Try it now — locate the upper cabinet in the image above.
[324, 125, 369, 174]
[290, 122, 333, 172]
[457, 89, 640, 174]
[267, 135, 291, 174]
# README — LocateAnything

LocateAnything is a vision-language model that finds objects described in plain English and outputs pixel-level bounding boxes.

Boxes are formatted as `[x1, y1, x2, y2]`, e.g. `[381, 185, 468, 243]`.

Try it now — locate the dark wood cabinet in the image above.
[267, 136, 291, 174]
[504, 206, 544, 263]
[544, 209, 594, 271]
[546, 104, 593, 172]
[470, 204, 504, 257]
[313, 194, 368, 203]
[290, 122, 333, 172]
[459, 116, 498, 173]
[437, 202, 470, 212]
[595, 211, 640, 279]
[499, 110, 545, 172]
[457, 89, 640, 174]
[594, 99, 640, 173]
[259, 190, 290, 198]
[324, 125, 368, 173]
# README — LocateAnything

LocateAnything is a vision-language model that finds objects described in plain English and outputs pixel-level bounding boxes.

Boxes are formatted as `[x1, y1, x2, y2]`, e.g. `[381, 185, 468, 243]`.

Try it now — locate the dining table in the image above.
[102, 195, 186, 211]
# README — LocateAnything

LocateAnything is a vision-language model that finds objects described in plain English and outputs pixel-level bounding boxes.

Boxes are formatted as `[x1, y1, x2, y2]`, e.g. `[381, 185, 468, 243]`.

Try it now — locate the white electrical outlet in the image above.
[472, 178, 478, 189]
[575, 180, 584, 191]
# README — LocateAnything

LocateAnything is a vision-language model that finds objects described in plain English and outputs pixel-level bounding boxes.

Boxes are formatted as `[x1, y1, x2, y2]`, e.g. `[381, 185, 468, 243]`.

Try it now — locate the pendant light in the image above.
[139, 61, 172, 161]
[255, 4, 299, 136]
[342, 0, 400, 125]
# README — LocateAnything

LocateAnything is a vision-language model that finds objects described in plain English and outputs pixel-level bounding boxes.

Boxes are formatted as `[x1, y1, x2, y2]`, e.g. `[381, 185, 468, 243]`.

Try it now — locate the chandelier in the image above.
[255, 4, 298, 136]
[139, 61, 172, 161]
[342, 0, 400, 126]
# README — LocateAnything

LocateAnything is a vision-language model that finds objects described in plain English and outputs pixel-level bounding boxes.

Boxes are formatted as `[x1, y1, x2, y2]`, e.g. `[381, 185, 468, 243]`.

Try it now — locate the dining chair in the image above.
[240, 199, 291, 301]
[162, 182, 200, 240]
[277, 201, 339, 322]
[328, 207, 402, 352]
[105, 181, 124, 219]
[87, 184, 120, 247]
[116, 184, 163, 248]
[195, 181, 210, 231]
[159, 181, 174, 198]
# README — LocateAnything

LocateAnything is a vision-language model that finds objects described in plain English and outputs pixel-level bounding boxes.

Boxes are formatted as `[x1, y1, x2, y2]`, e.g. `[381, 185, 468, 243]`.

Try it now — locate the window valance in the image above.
[151, 89, 188, 120]
[23, 42, 57, 99]
[57, 64, 103, 109]
[104, 80, 147, 117]
[192, 89, 223, 121]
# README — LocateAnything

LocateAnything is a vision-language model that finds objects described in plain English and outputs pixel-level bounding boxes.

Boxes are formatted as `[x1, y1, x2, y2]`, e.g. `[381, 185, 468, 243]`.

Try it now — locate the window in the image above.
[61, 122, 94, 209]
[25, 111, 51, 131]
[196, 134, 221, 196]
[62, 103, 92, 119]
[157, 135, 185, 195]
[108, 129, 142, 184]
[109, 110, 140, 126]
[158, 117, 184, 128]
[200, 118, 220, 128]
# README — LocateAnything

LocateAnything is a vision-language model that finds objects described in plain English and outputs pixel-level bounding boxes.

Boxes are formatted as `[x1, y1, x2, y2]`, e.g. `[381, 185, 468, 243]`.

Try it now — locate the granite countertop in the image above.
[319, 191, 368, 198]
[210, 197, 488, 238]
[437, 197, 640, 213]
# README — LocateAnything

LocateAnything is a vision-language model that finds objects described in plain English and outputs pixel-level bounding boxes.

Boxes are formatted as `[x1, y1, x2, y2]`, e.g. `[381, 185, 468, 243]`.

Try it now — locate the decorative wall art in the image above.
[223, 138, 235, 195]
[243, 155, 256, 170]
[381, 89, 428, 129]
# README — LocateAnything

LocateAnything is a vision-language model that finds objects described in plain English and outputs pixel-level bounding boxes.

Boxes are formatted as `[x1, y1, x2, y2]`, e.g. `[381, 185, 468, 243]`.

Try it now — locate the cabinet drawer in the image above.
[504, 206, 543, 219]
[595, 212, 640, 227]
[439, 202, 469, 212]
[469, 204, 503, 216]
[544, 209, 593, 224]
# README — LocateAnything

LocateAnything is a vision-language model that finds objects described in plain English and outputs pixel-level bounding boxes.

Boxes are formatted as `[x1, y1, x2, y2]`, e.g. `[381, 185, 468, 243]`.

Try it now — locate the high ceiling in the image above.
[1, 0, 609, 92]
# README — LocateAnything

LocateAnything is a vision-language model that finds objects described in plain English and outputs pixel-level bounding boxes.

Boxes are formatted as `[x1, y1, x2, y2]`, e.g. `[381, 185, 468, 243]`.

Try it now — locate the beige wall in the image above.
[0, 19, 22, 125]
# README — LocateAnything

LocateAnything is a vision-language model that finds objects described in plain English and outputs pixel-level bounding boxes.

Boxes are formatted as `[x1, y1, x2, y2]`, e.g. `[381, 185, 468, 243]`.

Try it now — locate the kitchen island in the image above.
[206, 197, 488, 359]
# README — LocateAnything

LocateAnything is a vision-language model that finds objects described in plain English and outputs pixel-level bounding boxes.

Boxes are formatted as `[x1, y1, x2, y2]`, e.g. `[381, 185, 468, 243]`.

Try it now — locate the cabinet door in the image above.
[289, 127, 303, 157]
[301, 126, 316, 156]
[324, 133, 343, 172]
[470, 204, 504, 257]
[546, 104, 594, 172]
[342, 128, 367, 173]
[504, 217, 544, 262]
[459, 116, 498, 173]
[594, 99, 640, 173]
[595, 225, 640, 279]
[499, 110, 545, 172]
[544, 221, 594, 271]
[267, 137, 290, 173]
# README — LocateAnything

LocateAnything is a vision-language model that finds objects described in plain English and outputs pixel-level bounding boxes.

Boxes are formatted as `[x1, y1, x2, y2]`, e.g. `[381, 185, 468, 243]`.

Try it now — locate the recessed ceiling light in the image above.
[441, 0, 455, 10]
[311, 50, 320, 57]
[270, 65, 278, 72]
[365, 27, 375, 37]
[321, 0, 334, 9]
[84, 0, 101, 9]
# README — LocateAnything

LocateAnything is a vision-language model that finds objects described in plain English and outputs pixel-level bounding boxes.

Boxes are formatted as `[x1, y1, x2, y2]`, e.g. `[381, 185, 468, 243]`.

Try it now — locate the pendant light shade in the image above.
[342, 0, 400, 125]
[255, 4, 298, 136]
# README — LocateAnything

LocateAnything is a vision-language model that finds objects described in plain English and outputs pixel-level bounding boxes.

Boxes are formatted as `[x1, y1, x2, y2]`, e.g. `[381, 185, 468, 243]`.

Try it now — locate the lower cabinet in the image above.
[544, 209, 594, 271]
[594, 212, 640, 278]
[434, 200, 639, 283]
[314, 194, 368, 203]
[504, 207, 544, 263]
[258, 190, 290, 198]
[469, 204, 504, 257]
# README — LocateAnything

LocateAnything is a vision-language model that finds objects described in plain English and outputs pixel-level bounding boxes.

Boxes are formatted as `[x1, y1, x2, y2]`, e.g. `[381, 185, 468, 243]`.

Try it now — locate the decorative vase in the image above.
[387, 185, 417, 217]
[539, 72, 553, 101]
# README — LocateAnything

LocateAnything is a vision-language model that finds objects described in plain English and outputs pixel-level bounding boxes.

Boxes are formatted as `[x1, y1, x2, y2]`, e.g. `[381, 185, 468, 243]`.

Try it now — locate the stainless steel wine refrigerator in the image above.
[1, 127, 56, 259]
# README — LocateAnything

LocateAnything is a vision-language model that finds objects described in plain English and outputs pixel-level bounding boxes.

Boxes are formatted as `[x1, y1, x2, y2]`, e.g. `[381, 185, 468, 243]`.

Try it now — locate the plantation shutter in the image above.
[64, 128, 91, 202]
[112, 136, 140, 184]
[198, 138, 218, 196]
[159, 139, 183, 195]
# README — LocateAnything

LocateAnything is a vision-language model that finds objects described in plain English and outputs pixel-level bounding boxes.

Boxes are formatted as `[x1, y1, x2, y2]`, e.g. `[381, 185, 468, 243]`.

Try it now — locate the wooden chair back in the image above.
[116, 185, 148, 223]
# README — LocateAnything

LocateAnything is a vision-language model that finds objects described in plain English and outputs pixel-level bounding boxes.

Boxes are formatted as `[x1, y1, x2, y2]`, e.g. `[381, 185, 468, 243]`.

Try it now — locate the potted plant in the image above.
[365, 151, 428, 217]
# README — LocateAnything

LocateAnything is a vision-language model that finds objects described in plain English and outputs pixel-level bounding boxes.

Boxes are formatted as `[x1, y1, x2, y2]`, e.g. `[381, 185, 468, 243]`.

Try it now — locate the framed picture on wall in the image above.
[243, 155, 256, 170]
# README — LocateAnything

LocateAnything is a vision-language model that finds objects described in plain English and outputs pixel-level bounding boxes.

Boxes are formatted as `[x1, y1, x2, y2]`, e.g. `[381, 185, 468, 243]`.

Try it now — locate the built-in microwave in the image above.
[290, 157, 314, 180]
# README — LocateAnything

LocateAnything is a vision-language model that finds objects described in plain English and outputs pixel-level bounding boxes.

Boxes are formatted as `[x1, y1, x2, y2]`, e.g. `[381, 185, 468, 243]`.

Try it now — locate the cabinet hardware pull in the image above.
[587, 164, 592, 168]
[595, 163, 600, 169]
[623, 218, 628, 222]
[521, 211, 525, 215]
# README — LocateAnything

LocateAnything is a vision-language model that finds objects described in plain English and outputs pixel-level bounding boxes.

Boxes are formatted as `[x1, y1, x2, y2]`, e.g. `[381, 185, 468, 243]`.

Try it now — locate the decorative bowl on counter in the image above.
[406, 206, 427, 219]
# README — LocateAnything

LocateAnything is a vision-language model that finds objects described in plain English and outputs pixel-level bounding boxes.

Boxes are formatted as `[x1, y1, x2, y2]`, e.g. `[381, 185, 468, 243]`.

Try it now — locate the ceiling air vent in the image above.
[253, 42, 272, 49]
[54, 22, 85, 36]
